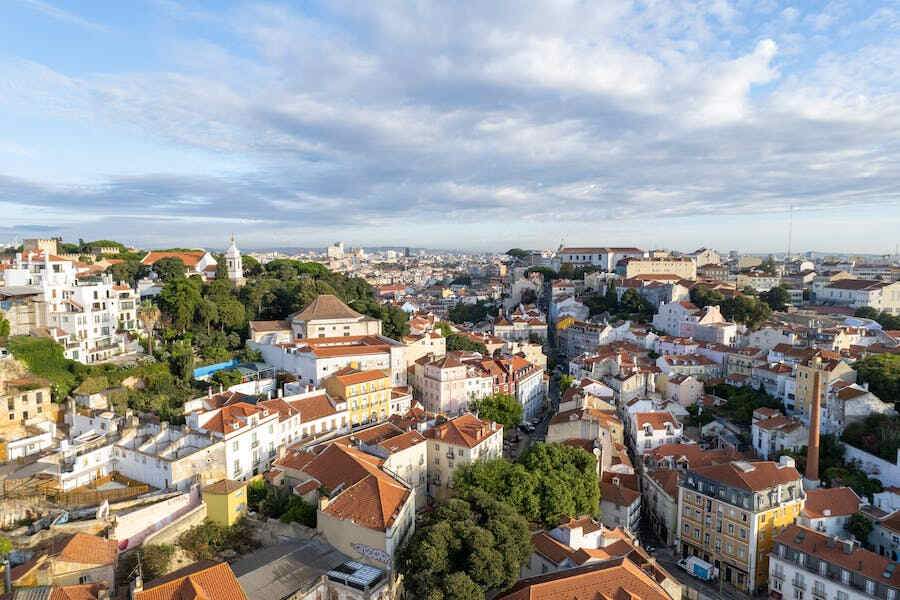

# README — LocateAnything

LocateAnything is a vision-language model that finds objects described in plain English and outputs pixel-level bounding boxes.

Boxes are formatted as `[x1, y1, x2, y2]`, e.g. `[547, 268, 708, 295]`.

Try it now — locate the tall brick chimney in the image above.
[805, 369, 821, 489]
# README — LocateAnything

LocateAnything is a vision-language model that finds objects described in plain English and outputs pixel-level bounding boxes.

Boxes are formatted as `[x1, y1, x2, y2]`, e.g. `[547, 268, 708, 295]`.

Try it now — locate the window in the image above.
[728, 523, 735, 535]
[866, 581, 876, 595]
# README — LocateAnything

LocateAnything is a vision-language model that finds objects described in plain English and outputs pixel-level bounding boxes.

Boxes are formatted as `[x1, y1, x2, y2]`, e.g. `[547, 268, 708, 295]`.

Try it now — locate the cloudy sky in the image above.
[1, 1, 899, 253]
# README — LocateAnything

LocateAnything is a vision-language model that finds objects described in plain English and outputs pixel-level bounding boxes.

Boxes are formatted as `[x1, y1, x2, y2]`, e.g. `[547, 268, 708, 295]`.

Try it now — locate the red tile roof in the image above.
[691, 460, 801, 492]
[140, 250, 207, 268]
[802, 487, 861, 519]
[134, 560, 247, 600]
[424, 413, 502, 448]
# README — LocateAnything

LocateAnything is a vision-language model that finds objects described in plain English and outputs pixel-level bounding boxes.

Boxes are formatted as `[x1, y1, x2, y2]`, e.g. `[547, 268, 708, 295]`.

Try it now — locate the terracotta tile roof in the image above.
[496, 556, 670, 600]
[292, 294, 363, 322]
[297, 336, 391, 358]
[836, 386, 870, 401]
[285, 393, 338, 422]
[776, 525, 900, 587]
[56, 532, 119, 566]
[134, 560, 247, 600]
[330, 367, 389, 386]
[882, 510, 900, 534]
[754, 415, 803, 433]
[650, 443, 742, 467]
[50, 583, 109, 600]
[634, 411, 679, 431]
[600, 473, 641, 507]
[550, 407, 620, 429]
[140, 250, 207, 268]
[424, 413, 502, 448]
[249, 320, 291, 332]
[203, 479, 247, 495]
[690, 460, 801, 492]
[200, 402, 266, 434]
[257, 398, 297, 422]
[649, 469, 680, 498]
[802, 487, 861, 519]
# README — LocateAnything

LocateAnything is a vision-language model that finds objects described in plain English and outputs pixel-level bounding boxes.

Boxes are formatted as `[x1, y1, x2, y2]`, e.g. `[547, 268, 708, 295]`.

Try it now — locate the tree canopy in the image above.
[453, 442, 599, 526]
[397, 490, 531, 600]
[506, 248, 530, 259]
[759, 285, 791, 311]
[470, 393, 522, 430]
[446, 334, 487, 355]
[853, 354, 900, 406]
[153, 257, 187, 283]
[448, 301, 496, 324]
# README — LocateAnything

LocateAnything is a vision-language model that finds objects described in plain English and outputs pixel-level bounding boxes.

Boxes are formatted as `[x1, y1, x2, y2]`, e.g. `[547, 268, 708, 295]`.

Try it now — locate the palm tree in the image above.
[138, 300, 161, 356]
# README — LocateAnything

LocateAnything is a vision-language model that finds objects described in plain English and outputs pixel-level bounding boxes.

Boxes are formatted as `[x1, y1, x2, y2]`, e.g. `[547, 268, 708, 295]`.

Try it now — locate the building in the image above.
[411, 352, 493, 417]
[132, 560, 247, 600]
[11, 532, 119, 592]
[769, 524, 900, 600]
[423, 413, 503, 501]
[736, 273, 782, 292]
[324, 367, 393, 427]
[631, 412, 684, 455]
[497, 556, 675, 600]
[0, 285, 45, 335]
[796, 487, 862, 536]
[814, 278, 900, 315]
[689, 248, 721, 267]
[480, 355, 545, 422]
[652, 302, 737, 345]
[600, 472, 641, 533]
[557, 247, 644, 271]
[556, 320, 635, 360]
[254, 334, 407, 388]
[3, 253, 139, 363]
[140, 249, 218, 279]
[658, 374, 704, 406]
[223, 235, 245, 287]
[270, 442, 415, 569]
[202, 479, 248, 526]
[644, 468, 680, 546]
[289, 294, 381, 339]
[677, 457, 804, 593]
[751, 410, 807, 460]
[625, 258, 697, 281]
[826, 382, 896, 433]
[187, 401, 281, 481]
[656, 354, 722, 381]
[794, 354, 856, 421]
[1, 376, 52, 428]
[4, 584, 110, 599]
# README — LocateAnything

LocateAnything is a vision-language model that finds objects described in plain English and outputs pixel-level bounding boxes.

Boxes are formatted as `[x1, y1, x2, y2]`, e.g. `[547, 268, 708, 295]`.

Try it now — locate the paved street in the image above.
[651, 547, 755, 600]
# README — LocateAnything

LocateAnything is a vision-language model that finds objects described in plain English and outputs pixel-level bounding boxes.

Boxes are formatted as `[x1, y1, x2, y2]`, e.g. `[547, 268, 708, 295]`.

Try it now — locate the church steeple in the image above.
[224, 234, 245, 287]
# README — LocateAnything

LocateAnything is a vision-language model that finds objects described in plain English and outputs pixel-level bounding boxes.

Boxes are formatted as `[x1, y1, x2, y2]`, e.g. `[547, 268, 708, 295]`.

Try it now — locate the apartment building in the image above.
[188, 401, 281, 481]
[794, 354, 856, 421]
[558, 247, 644, 271]
[677, 457, 804, 593]
[324, 367, 393, 427]
[411, 351, 493, 416]
[1, 376, 52, 427]
[424, 413, 503, 501]
[631, 412, 684, 455]
[625, 258, 697, 281]
[769, 524, 900, 600]
[813, 279, 900, 315]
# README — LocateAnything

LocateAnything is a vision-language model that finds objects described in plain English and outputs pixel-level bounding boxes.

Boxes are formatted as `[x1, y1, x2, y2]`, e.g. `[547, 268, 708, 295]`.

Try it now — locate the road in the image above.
[650, 546, 756, 600]
[503, 376, 559, 459]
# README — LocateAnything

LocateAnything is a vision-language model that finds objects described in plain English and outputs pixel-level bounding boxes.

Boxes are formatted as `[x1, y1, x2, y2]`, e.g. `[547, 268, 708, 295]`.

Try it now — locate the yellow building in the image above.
[324, 367, 392, 426]
[202, 479, 248, 526]
[677, 457, 804, 594]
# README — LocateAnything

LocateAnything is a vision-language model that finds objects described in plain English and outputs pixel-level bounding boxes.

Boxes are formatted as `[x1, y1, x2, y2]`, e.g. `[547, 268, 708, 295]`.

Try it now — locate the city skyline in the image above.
[2, 1, 900, 251]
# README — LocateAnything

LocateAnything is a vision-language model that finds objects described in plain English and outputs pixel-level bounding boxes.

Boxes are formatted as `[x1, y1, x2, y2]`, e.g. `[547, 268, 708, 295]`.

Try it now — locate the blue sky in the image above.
[1, 0, 899, 252]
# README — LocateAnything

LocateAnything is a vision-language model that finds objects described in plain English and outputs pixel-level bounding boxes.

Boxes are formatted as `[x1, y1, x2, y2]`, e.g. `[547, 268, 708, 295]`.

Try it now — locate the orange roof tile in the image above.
[424, 413, 501, 448]
[56, 532, 119, 566]
[802, 487, 861, 519]
[134, 560, 247, 600]
[140, 250, 207, 268]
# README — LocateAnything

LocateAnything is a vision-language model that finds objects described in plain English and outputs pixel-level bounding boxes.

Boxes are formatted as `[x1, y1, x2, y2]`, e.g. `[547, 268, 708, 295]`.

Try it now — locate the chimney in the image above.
[98, 587, 110, 600]
[805, 369, 822, 489]
[130, 575, 144, 598]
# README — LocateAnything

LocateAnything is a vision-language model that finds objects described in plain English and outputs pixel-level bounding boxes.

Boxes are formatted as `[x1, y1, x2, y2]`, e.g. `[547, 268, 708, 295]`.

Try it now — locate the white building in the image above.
[814, 279, 900, 315]
[411, 352, 493, 416]
[796, 487, 862, 537]
[558, 247, 645, 271]
[769, 524, 900, 600]
[424, 413, 503, 501]
[631, 411, 684, 455]
[224, 235, 245, 287]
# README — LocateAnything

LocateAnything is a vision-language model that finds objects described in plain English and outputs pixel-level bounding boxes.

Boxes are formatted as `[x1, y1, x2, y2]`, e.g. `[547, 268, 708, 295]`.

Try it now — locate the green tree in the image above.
[169, 340, 195, 381]
[449, 301, 495, 324]
[559, 375, 575, 395]
[845, 512, 874, 543]
[854, 307, 880, 320]
[604, 280, 618, 309]
[842, 413, 900, 463]
[853, 354, 900, 406]
[158, 278, 203, 333]
[0, 315, 10, 339]
[398, 490, 531, 600]
[506, 248, 529, 259]
[117, 544, 174, 586]
[446, 334, 487, 355]
[690, 285, 725, 308]
[242, 254, 262, 277]
[0, 535, 12, 557]
[107, 260, 149, 286]
[210, 369, 243, 388]
[760, 255, 777, 275]
[435, 321, 453, 337]
[470, 393, 523, 430]
[453, 442, 599, 526]
[153, 257, 187, 282]
[760, 285, 791, 311]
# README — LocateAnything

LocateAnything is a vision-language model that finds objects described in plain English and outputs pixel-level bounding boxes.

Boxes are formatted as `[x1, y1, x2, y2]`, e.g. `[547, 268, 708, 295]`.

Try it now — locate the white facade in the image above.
[224, 236, 245, 286]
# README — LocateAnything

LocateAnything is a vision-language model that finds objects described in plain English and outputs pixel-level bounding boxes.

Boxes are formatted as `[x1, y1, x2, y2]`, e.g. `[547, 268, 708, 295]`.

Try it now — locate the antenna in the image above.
[786, 204, 793, 264]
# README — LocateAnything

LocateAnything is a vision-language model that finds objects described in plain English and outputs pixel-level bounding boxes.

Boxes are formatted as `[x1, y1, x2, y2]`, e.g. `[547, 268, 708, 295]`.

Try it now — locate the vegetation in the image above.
[177, 518, 259, 561]
[210, 369, 243, 389]
[506, 248, 530, 259]
[0, 535, 12, 557]
[558, 375, 575, 395]
[453, 442, 599, 526]
[690, 285, 772, 330]
[842, 413, 900, 463]
[706, 383, 782, 427]
[0, 314, 11, 339]
[853, 354, 900, 406]
[398, 490, 531, 600]
[470, 393, 523, 430]
[248, 480, 317, 527]
[449, 301, 496, 324]
[446, 334, 487, 355]
[779, 435, 883, 501]
[7, 336, 79, 400]
[845, 512, 874, 543]
[759, 285, 791, 311]
[117, 544, 174, 586]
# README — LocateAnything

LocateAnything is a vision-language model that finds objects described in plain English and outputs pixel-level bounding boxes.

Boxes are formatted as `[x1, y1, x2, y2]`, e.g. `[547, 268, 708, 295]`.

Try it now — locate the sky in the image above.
[1, 0, 899, 253]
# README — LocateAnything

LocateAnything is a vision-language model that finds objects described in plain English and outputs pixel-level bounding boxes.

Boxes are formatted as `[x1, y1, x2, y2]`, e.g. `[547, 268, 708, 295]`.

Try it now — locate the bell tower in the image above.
[224, 235, 245, 287]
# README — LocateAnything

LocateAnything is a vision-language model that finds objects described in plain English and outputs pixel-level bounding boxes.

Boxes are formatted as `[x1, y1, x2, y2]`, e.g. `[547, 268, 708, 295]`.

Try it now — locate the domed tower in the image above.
[224, 235, 245, 287]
